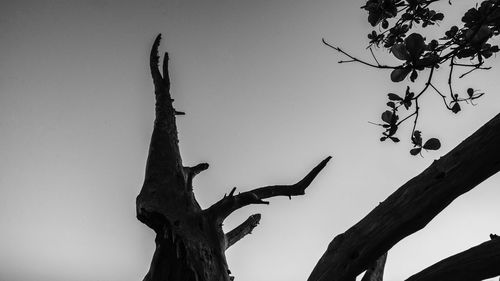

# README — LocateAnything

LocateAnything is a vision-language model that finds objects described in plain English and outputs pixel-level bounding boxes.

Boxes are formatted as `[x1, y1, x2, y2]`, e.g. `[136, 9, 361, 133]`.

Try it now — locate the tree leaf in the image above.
[390, 137, 400, 143]
[403, 100, 412, 110]
[388, 93, 403, 101]
[423, 138, 441, 150]
[410, 147, 422, 156]
[382, 19, 389, 29]
[381, 110, 393, 123]
[467, 88, 474, 97]
[391, 67, 411, 82]
[367, 10, 382, 26]
[404, 33, 426, 61]
[391, 44, 409, 60]
[387, 123, 398, 136]
[410, 69, 418, 82]
[432, 12, 444, 21]
[451, 102, 461, 114]
[412, 130, 422, 146]
[471, 25, 492, 45]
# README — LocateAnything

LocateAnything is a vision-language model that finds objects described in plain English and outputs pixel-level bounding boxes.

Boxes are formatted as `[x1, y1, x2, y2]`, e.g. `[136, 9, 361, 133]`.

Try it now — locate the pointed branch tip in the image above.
[162, 51, 170, 83]
[225, 213, 262, 249]
[150, 34, 163, 86]
[207, 156, 329, 222]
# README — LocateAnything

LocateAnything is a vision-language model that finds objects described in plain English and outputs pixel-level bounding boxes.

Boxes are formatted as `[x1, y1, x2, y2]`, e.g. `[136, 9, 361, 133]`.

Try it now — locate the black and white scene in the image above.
[2, 1, 500, 281]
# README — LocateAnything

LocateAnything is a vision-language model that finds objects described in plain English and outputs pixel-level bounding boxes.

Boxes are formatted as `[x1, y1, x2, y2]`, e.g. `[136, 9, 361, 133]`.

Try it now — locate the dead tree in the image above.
[136, 34, 330, 281]
[136, 34, 500, 281]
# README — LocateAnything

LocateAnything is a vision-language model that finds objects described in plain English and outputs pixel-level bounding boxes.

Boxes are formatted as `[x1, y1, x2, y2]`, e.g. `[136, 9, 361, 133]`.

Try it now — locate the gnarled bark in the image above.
[308, 112, 500, 281]
[136, 34, 330, 281]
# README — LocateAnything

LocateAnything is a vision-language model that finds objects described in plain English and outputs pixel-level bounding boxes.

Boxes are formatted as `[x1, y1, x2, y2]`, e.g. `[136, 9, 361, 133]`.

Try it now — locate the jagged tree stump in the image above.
[136, 34, 330, 281]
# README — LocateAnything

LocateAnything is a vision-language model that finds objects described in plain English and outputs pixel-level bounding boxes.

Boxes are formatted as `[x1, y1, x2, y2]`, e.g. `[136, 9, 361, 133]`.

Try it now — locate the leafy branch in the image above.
[325, 0, 500, 155]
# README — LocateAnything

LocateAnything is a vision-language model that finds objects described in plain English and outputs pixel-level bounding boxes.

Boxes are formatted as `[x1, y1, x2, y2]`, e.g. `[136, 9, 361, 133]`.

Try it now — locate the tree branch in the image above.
[150, 34, 164, 90]
[225, 214, 262, 250]
[183, 163, 209, 190]
[207, 156, 332, 222]
[406, 237, 500, 281]
[361, 252, 387, 281]
[308, 113, 500, 281]
[322, 38, 397, 69]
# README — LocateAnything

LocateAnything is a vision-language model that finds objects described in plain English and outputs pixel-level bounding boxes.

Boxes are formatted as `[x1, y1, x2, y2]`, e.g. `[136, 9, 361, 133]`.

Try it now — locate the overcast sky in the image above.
[1, 1, 500, 281]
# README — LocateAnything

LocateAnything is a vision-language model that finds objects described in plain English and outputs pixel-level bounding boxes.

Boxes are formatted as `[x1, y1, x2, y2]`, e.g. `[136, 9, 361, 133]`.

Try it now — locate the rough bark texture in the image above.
[361, 253, 387, 281]
[308, 113, 500, 281]
[406, 237, 500, 281]
[136, 34, 330, 281]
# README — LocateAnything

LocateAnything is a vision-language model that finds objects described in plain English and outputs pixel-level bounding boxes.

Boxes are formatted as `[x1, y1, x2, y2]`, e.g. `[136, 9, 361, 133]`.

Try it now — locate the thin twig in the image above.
[322, 38, 398, 69]
[459, 66, 491, 78]
[369, 47, 381, 66]
[429, 83, 452, 110]
[448, 59, 456, 101]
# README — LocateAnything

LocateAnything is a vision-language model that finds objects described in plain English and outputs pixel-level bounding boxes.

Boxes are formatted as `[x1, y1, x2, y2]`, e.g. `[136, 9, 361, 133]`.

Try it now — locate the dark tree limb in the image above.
[225, 214, 262, 250]
[161, 51, 170, 85]
[185, 163, 209, 178]
[308, 113, 500, 281]
[361, 252, 387, 281]
[207, 156, 332, 222]
[322, 38, 398, 69]
[184, 163, 209, 190]
[150, 35, 164, 90]
[406, 238, 500, 281]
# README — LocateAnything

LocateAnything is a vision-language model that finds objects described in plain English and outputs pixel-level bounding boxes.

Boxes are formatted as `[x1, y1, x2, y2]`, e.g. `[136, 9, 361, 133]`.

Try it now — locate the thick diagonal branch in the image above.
[225, 214, 261, 250]
[207, 156, 331, 222]
[406, 238, 500, 281]
[308, 113, 500, 281]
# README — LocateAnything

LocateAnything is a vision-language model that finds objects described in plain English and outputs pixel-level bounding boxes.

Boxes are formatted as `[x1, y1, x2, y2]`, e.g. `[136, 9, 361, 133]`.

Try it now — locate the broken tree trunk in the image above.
[136, 34, 330, 281]
[308, 112, 500, 281]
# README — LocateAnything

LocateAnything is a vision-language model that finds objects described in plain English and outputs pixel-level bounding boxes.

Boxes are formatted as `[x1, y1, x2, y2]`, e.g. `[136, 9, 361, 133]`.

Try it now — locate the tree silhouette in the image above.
[136, 1, 500, 280]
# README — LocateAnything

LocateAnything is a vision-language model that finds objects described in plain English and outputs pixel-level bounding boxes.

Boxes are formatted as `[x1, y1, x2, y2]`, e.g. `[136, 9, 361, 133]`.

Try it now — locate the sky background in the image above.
[1, 1, 500, 281]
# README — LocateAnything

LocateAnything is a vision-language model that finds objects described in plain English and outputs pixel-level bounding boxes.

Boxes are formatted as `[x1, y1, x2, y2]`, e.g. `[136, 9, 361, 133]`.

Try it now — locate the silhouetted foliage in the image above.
[324, 0, 499, 155]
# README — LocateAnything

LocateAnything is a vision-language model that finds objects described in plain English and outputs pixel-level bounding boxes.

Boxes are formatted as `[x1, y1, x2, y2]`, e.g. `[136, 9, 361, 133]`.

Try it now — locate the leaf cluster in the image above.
[347, 0, 499, 156]
[410, 130, 441, 156]
[363, 0, 445, 48]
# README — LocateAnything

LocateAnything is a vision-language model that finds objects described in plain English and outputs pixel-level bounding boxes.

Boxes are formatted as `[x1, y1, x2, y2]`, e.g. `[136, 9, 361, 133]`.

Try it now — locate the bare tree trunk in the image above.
[308, 113, 500, 281]
[136, 34, 330, 281]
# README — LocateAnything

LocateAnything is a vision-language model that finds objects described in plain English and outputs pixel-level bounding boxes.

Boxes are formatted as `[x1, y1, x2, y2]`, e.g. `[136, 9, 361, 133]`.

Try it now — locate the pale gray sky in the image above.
[1, 1, 499, 281]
